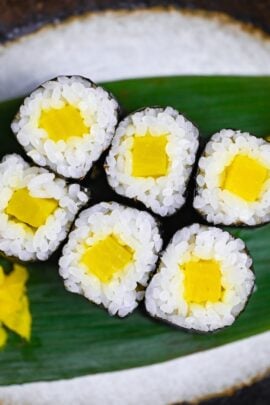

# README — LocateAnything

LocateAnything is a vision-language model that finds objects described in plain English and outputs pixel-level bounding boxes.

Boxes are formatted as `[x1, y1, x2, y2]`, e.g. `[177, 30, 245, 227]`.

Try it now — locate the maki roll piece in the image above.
[105, 107, 199, 216]
[145, 224, 254, 332]
[193, 129, 270, 226]
[0, 154, 89, 261]
[12, 76, 119, 179]
[59, 202, 162, 317]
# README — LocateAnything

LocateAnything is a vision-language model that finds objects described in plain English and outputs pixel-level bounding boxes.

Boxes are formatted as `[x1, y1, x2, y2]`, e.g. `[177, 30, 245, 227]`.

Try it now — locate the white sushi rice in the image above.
[194, 129, 270, 225]
[11, 76, 119, 179]
[105, 107, 199, 216]
[0, 154, 89, 261]
[59, 202, 162, 317]
[145, 223, 254, 332]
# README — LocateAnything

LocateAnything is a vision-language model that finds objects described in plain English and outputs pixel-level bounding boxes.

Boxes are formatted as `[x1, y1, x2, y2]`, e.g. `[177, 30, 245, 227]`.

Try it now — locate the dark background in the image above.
[0, 0, 269, 403]
[1, 0, 270, 42]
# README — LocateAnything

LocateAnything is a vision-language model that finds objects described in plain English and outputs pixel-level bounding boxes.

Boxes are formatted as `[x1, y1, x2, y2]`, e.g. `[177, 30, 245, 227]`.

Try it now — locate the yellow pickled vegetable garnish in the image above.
[1, 296, 31, 341]
[39, 104, 89, 142]
[0, 327, 7, 348]
[132, 135, 168, 177]
[183, 259, 222, 305]
[6, 188, 58, 229]
[221, 154, 268, 202]
[0, 264, 32, 347]
[81, 234, 134, 283]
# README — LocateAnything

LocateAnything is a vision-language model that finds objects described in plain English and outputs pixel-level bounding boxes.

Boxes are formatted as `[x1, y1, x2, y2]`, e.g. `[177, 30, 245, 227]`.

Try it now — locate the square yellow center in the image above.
[80, 234, 134, 283]
[38, 104, 89, 142]
[183, 259, 222, 304]
[132, 135, 168, 177]
[221, 154, 268, 202]
[6, 188, 58, 229]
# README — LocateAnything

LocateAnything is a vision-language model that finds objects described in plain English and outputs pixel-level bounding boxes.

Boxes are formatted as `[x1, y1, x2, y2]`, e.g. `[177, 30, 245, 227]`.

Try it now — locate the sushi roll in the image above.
[193, 129, 270, 226]
[59, 202, 162, 317]
[11, 76, 119, 179]
[0, 154, 89, 261]
[145, 224, 254, 332]
[105, 107, 199, 216]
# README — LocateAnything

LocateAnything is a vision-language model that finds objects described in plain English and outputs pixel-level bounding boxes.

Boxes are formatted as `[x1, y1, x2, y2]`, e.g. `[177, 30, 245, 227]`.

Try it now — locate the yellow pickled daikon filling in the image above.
[6, 188, 58, 229]
[221, 154, 268, 202]
[132, 135, 168, 177]
[0, 264, 31, 348]
[183, 259, 222, 304]
[81, 234, 134, 283]
[39, 104, 89, 142]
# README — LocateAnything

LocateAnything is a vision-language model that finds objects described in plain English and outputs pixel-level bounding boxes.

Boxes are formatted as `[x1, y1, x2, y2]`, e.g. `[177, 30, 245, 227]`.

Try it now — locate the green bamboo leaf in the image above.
[0, 76, 270, 385]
